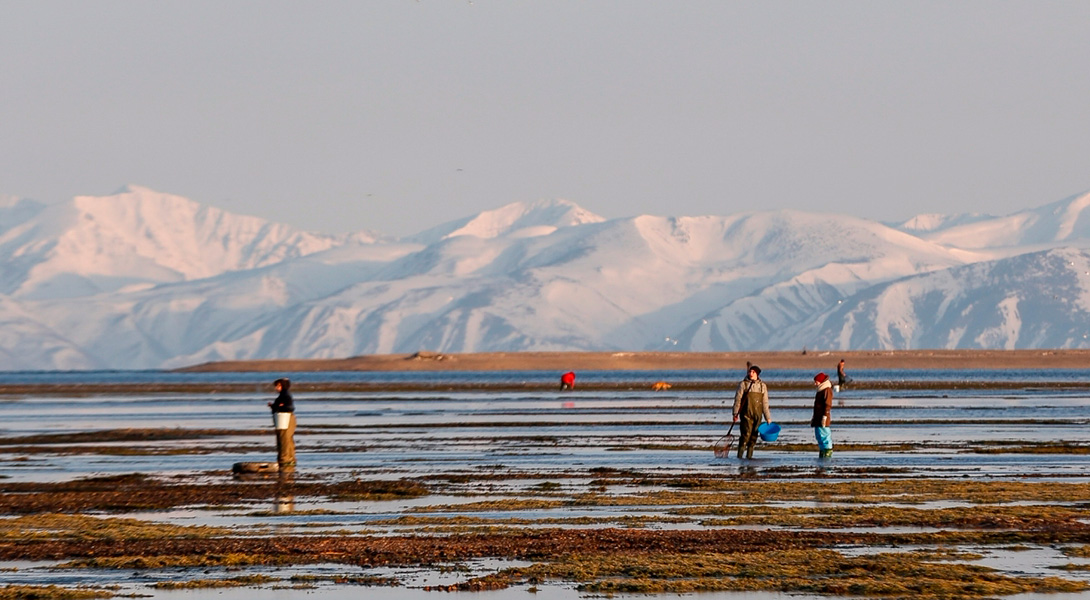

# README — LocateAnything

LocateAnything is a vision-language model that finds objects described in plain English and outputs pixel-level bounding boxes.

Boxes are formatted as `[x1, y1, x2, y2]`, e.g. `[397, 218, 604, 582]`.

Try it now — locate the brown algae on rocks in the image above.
[482, 549, 1088, 598]
[3, 473, 1089, 599]
[0, 585, 115, 599]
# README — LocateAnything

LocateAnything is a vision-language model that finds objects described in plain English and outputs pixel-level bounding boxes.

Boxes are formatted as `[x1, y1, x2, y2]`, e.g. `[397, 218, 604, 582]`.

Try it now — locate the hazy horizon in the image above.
[3, 1, 1089, 236]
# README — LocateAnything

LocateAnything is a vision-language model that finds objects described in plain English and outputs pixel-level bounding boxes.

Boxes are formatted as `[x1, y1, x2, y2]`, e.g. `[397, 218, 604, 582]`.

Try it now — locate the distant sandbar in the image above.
[179, 349, 1090, 373]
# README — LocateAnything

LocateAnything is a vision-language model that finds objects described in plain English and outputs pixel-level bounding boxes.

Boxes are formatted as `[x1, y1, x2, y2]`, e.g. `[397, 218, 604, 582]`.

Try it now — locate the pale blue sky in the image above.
[2, 1, 1089, 236]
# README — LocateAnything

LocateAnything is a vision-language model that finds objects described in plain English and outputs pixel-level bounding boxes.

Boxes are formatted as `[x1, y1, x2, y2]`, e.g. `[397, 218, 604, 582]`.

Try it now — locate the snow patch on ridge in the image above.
[410, 199, 604, 243]
[893, 212, 993, 234]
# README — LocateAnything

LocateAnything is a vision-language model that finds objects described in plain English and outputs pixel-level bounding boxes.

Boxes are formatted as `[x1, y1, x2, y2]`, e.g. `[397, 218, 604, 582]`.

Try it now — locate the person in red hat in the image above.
[811, 372, 834, 458]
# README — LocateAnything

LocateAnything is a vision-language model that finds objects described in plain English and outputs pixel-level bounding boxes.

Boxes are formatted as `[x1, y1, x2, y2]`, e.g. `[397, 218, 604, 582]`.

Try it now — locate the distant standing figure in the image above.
[269, 378, 296, 466]
[837, 359, 852, 390]
[560, 371, 576, 391]
[812, 372, 834, 458]
[733, 365, 771, 459]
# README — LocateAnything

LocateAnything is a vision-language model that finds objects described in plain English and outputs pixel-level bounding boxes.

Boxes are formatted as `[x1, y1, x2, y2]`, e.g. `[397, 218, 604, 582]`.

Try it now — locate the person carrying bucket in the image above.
[733, 365, 771, 459]
[812, 372, 834, 458]
[836, 359, 852, 391]
[269, 378, 296, 466]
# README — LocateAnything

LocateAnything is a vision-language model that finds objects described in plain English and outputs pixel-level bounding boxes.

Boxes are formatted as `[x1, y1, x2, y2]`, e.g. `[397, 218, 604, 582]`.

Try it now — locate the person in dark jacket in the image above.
[811, 372, 834, 458]
[733, 365, 771, 459]
[269, 378, 296, 466]
[270, 378, 294, 413]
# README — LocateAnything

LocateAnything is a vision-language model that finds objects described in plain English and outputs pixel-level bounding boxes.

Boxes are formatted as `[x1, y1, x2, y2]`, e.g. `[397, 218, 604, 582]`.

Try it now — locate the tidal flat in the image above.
[1, 363, 1089, 599]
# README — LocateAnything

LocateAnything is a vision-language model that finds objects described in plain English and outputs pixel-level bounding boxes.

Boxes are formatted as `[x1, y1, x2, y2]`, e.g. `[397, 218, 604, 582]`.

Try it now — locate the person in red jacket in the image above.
[559, 371, 576, 391]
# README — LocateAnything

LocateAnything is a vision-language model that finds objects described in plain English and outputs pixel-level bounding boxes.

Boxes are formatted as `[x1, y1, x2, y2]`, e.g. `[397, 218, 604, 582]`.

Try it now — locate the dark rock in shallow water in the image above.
[232, 461, 278, 476]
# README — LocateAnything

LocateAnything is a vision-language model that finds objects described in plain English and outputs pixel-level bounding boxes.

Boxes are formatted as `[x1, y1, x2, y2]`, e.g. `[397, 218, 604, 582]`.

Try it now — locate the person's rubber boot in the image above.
[746, 447, 754, 460]
[819, 449, 832, 459]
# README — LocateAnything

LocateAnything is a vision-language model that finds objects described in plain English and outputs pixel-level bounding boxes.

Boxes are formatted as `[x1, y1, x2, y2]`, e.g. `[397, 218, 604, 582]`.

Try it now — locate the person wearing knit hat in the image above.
[269, 378, 296, 466]
[811, 372, 834, 458]
[733, 364, 771, 459]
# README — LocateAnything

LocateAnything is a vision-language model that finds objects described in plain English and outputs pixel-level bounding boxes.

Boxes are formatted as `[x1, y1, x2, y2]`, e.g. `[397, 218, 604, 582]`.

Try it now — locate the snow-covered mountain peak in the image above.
[113, 183, 172, 196]
[71, 185, 207, 228]
[3, 185, 1090, 368]
[2, 185, 344, 299]
[923, 189, 1090, 250]
[410, 199, 605, 243]
[812, 246, 1090, 350]
[1053, 190, 1090, 239]
[733, 209, 961, 263]
[614, 209, 971, 280]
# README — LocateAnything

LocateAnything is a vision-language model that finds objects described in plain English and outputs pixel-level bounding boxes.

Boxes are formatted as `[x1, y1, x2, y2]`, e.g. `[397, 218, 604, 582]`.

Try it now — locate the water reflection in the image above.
[276, 466, 295, 513]
[2, 370, 1090, 598]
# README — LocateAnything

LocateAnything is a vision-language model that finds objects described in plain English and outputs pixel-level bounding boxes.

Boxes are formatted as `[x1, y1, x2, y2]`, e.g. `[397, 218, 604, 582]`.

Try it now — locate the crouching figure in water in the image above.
[732, 365, 771, 459]
[812, 372, 834, 458]
[559, 371, 576, 391]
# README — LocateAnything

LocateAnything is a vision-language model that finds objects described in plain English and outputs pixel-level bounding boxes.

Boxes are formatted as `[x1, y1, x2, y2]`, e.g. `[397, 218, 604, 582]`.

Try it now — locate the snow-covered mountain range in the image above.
[3, 184, 1090, 370]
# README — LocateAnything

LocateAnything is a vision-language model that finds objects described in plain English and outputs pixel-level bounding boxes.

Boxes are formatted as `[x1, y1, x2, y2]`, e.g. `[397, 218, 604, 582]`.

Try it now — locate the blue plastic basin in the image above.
[758, 422, 781, 442]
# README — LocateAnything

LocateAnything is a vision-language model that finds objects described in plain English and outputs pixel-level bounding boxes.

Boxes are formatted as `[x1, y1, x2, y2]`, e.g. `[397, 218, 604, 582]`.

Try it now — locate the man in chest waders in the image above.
[269, 378, 296, 467]
[733, 365, 772, 459]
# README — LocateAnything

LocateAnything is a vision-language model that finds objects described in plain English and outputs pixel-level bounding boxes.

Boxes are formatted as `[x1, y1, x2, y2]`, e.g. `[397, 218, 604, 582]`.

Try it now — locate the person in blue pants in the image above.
[811, 372, 834, 458]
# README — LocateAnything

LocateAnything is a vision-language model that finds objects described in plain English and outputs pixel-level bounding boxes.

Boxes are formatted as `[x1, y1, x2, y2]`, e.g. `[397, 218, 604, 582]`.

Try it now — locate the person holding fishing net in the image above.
[731, 365, 772, 459]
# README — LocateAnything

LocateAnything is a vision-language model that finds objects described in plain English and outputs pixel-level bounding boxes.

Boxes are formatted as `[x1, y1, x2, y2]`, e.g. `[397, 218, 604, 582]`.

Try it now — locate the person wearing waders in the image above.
[733, 365, 771, 459]
[812, 372, 834, 458]
[836, 359, 851, 390]
[269, 378, 296, 466]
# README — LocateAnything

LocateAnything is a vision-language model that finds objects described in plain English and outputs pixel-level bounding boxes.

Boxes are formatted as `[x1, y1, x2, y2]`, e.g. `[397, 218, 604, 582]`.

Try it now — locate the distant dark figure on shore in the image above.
[733, 365, 771, 460]
[812, 372, 834, 458]
[269, 378, 296, 466]
[837, 359, 853, 390]
[560, 371, 576, 391]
